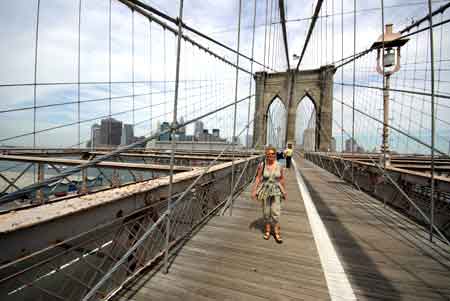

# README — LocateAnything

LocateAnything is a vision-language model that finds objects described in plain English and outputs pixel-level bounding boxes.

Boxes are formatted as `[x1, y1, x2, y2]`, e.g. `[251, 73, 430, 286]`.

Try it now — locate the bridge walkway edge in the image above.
[115, 156, 450, 300]
[294, 155, 450, 300]
[115, 163, 330, 300]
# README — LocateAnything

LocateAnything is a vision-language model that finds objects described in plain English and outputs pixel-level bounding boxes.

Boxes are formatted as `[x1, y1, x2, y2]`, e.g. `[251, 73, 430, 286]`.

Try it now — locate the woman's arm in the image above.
[279, 167, 287, 200]
[251, 162, 263, 200]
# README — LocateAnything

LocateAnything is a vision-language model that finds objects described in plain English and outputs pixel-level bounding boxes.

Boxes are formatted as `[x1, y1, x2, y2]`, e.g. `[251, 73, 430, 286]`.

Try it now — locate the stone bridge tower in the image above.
[253, 65, 335, 151]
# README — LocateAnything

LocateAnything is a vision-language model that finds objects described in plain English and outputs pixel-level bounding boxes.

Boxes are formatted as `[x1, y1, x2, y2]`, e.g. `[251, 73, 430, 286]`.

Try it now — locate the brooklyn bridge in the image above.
[0, 0, 449, 300]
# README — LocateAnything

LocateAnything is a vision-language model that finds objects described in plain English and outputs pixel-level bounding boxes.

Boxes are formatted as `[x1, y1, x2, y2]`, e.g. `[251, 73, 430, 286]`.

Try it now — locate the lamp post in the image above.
[371, 24, 409, 165]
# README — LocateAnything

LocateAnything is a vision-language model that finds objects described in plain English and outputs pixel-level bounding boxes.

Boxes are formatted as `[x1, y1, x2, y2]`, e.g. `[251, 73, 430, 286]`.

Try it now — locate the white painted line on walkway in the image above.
[293, 160, 356, 301]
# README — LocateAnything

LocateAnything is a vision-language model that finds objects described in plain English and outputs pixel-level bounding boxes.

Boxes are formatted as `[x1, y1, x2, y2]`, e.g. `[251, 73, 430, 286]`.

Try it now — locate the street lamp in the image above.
[371, 24, 409, 165]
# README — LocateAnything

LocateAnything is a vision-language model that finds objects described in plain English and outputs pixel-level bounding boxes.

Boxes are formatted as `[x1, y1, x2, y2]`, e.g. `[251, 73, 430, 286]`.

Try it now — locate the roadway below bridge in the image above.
[116, 156, 450, 300]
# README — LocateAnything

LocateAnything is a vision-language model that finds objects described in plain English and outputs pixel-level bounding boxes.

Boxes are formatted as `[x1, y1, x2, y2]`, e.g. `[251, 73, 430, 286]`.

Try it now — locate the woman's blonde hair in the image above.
[265, 145, 277, 154]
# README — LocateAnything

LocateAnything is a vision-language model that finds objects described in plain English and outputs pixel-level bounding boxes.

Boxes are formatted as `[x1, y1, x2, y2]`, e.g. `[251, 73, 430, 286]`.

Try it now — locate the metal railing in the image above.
[0, 155, 260, 300]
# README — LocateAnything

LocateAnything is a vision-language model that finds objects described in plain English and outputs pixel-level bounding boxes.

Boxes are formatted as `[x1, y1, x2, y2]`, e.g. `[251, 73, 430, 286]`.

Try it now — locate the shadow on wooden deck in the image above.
[298, 157, 450, 300]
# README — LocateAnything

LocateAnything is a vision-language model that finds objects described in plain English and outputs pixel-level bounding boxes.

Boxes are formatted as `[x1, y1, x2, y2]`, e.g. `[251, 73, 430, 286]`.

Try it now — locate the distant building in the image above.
[90, 124, 101, 148]
[232, 136, 241, 145]
[177, 134, 194, 141]
[177, 117, 186, 136]
[356, 145, 365, 153]
[303, 128, 315, 151]
[158, 122, 171, 141]
[100, 118, 122, 146]
[345, 138, 357, 152]
[121, 124, 134, 145]
[330, 137, 336, 152]
[194, 121, 204, 139]
[212, 129, 220, 138]
[245, 134, 253, 148]
[201, 129, 209, 141]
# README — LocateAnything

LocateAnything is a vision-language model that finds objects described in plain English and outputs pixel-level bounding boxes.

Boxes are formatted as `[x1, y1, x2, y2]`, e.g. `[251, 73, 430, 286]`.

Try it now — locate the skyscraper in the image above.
[178, 116, 186, 135]
[345, 138, 357, 152]
[90, 124, 101, 148]
[303, 128, 315, 151]
[100, 118, 122, 146]
[158, 122, 171, 141]
[121, 124, 134, 145]
[194, 121, 204, 139]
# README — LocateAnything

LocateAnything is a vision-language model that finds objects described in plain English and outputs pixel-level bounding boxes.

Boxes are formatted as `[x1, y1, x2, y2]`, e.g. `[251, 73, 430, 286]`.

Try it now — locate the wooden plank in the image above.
[295, 157, 450, 300]
[122, 164, 330, 300]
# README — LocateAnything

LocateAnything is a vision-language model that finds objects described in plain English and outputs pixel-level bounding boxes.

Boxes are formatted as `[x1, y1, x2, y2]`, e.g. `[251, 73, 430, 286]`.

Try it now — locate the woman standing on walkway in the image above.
[251, 146, 287, 243]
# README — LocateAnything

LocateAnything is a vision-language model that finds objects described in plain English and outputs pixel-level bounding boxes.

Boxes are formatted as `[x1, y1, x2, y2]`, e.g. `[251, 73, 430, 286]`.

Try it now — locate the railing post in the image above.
[36, 163, 45, 203]
[427, 0, 436, 242]
[165, 0, 184, 274]
[230, 0, 243, 216]
[80, 167, 88, 194]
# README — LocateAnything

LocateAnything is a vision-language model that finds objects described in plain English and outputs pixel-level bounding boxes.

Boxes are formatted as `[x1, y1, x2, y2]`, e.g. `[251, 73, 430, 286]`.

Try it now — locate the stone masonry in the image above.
[253, 65, 335, 151]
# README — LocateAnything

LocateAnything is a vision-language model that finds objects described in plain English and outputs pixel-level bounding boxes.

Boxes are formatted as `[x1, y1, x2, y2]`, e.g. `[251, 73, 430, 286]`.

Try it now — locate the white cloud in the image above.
[0, 0, 449, 154]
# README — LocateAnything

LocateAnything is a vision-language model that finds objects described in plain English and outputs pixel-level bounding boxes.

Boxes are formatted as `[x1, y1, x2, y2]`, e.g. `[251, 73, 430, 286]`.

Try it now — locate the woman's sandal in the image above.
[263, 231, 271, 240]
[274, 232, 283, 244]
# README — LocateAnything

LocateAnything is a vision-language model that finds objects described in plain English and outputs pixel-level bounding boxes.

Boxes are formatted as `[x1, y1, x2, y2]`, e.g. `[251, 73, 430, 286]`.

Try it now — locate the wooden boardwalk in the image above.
[116, 157, 450, 300]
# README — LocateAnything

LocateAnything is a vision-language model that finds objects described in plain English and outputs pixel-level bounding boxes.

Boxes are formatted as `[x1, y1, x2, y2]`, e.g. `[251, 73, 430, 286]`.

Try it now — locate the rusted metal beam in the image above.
[309, 153, 450, 186]
[0, 155, 192, 172]
[90, 151, 234, 161]
[0, 148, 260, 158]
[0, 156, 260, 265]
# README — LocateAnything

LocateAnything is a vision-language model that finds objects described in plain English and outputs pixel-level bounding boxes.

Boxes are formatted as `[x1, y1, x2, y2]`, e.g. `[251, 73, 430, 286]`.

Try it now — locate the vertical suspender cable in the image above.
[263, 0, 269, 72]
[33, 0, 41, 150]
[165, 0, 184, 273]
[246, 0, 257, 151]
[381, 0, 387, 170]
[230, 0, 242, 216]
[108, 0, 112, 146]
[132, 10, 135, 128]
[320, 4, 323, 66]
[77, 0, 82, 148]
[32, 0, 41, 183]
[351, 0, 356, 184]
[341, 0, 344, 154]
[163, 29, 167, 119]
[332, 0, 334, 64]
[267, 0, 274, 72]
[149, 21, 152, 134]
[325, 0, 327, 65]
[427, 0, 436, 242]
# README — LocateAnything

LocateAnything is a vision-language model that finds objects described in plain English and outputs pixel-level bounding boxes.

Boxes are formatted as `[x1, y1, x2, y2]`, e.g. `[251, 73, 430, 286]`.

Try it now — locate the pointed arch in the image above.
[265, 96, 287, 149]
[264, 93, 287, 117]
[253, 67, 334, 150]
[295, 94, 317, 151]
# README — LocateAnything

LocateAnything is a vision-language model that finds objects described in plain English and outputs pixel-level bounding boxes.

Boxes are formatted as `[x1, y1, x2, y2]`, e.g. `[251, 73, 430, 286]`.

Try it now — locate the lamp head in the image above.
[371, 24, 409, 50]
[372, 24, 409, 75]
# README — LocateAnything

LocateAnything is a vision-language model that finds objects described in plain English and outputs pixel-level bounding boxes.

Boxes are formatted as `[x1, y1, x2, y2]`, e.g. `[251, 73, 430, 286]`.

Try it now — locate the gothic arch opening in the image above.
[295, 95, 317, 151]
[266, 97, 286, 148]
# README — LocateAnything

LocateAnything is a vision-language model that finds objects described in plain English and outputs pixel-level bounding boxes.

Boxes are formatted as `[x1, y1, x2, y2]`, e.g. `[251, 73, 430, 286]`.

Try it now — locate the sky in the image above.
[0, 0, 449, 154]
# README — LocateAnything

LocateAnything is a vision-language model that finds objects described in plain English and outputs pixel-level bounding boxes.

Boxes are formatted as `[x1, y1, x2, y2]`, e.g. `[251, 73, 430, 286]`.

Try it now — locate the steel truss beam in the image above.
[0, 155, 192, 172]
[0, 156, 258, 267]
